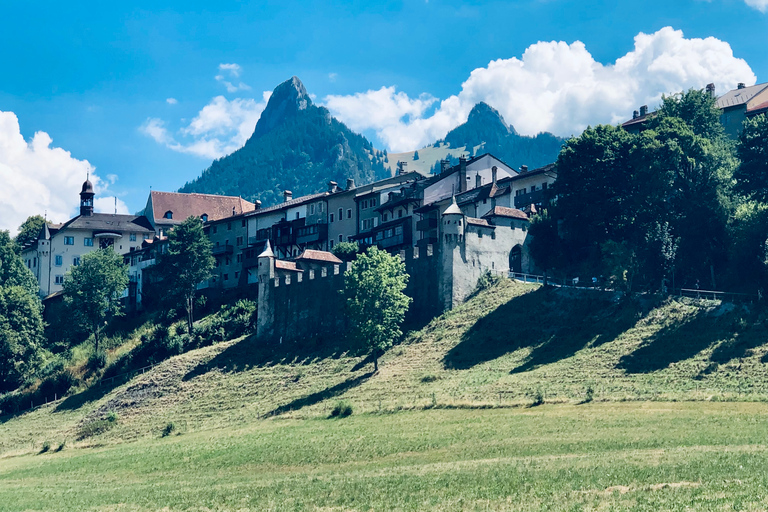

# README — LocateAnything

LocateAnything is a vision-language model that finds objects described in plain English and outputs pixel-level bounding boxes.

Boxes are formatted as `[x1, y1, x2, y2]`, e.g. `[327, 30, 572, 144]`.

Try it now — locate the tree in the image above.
[332, 241, 361, 262]
[154, 216, 214, 332]
[0, 231, 44, 391]
[343, 247, 411, 372]
[14, 215, 47, 250]
[413, 150, 420, 161]
[63, 248, 128, 353]
[734, 114, 768, 202]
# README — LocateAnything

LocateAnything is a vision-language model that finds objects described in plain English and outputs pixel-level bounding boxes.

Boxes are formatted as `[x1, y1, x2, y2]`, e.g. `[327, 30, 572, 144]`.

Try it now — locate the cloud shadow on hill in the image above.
[443, 287, 640, 372]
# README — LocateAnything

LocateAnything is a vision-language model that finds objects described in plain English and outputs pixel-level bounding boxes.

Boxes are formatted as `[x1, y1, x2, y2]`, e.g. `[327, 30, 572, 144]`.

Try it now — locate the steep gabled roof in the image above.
[149, 191, 256, 225]
[717, 83, 768, 109]
[296, 249, 342, 264]
[482, 206, 528, 220]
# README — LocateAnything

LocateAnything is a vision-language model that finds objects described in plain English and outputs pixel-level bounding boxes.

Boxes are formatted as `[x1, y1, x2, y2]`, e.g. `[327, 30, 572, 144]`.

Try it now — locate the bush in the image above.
[88, 350, 108, 371]
[420, 374, 439, 383]
[584, 384, 594, 403]
[330, 400, 353, 418]
[162, 422, 176, 437]
[55, 441, 66, 452]
[530, 388, 544, 407]
[194, 300, 257, 347]
[39, 441, 51, 454]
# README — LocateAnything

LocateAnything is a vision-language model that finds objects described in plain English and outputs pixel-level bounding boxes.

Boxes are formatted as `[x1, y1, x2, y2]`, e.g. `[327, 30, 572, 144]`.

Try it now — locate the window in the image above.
[338, 208, 343, 220]
[164, 211, 173, 219]
[362, 200, 368, 210]
[55, 275, 64, 285]
[236, 236, 244, 246]
[338, 234, 343, 242]
[213, 226, 218, 234]
[295, 212, 300, 220]
[542, 182, 548, 190]
[33, 257, 37, 267]
[330, 213, 335, 222]
[64, 236, 74, 245]
[227, 222, 232, 231]
[530, 185, 536, 192]
[383, 213, 388, 222]
[398, 209, 403, 218]
[84, 237, 93, 246]
[329, 240, 334, 249]
[55, 255, 63, 266]
[318, 202, 323, 212]
[347, 209, 352, 219]
[242, 219, 246, 227]
[237, 253, 243, 263]
[311, 204, 315, 215]
[394, 225, 403, 236]
[130, 233, 137, 241]
[235, 271, 239, 279]
[223, 273, 229, 281]
[73, 256, 81, 266]
[371, 198, 377, 207]
[225, 257, 231, 266]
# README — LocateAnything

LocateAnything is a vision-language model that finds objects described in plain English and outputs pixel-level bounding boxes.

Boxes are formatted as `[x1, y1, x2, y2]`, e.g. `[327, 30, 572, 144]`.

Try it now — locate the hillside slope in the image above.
[3, 280, 768, 454]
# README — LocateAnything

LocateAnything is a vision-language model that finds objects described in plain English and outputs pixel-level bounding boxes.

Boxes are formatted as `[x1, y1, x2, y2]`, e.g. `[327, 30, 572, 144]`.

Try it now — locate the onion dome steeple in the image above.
[80, 174, 95, 216]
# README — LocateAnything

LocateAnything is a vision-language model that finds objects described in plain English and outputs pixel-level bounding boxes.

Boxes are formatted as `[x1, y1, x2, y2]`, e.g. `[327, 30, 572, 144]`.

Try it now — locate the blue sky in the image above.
[1, 0, 767, 231]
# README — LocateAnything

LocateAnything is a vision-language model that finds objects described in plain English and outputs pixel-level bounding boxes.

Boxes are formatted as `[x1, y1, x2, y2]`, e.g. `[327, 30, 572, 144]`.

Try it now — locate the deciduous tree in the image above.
[343, 247, 411, 372]
[63, 248, 128, 353]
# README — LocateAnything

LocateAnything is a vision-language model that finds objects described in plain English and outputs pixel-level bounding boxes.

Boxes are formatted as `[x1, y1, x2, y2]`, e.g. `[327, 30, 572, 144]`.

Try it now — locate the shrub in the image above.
[330, 400, 353, 418]
[162, 422, 176, 437]
[88, 350, 108, 371]
[584, 384, 594, 403]
[420, 374, 439, 383]
[530, 388, 544, 407]
[55, 441, 66, 452]
[39, 441, 51, 454]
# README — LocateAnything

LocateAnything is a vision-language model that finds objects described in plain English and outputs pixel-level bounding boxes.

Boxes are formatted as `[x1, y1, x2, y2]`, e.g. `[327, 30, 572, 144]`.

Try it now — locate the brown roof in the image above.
[296, 249, 342, 264]
[482, 206, 528, 220]
[465, 217, 495, 228]
[149, 191, 256, 225]
[275, 260, 303, 272]
[747, 100, 768, 115]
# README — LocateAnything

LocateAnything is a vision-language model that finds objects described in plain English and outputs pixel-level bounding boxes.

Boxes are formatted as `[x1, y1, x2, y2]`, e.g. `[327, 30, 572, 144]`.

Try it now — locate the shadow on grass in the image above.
[443, 287, 641, 372]
[264, 371, 374, 417]
[618, 304, 765, 375]
[182, 333, 354, 382]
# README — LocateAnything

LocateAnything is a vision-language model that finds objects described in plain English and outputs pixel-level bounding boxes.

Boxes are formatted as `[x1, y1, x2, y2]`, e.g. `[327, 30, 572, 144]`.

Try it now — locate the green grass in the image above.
[2, 403, 768, 511]
[3, 279, 768, 509]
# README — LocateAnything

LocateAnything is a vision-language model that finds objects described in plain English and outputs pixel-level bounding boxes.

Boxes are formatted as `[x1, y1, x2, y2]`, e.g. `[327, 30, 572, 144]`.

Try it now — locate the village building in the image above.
[22, 178, 155, 298]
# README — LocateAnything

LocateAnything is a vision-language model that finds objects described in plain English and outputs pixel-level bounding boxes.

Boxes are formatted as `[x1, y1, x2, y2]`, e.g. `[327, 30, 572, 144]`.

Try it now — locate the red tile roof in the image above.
[275, 260, 303, 272]
[482, 206, 529, 220]
[149, 191, 256, 225]
[296, 249, 342, 264]
[465, 217, 494, 228]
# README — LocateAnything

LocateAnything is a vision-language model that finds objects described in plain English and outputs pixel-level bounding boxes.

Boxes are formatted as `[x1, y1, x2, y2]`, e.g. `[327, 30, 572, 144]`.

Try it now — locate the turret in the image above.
[80, 176, 94, 216]
[442, 196, 463, 238]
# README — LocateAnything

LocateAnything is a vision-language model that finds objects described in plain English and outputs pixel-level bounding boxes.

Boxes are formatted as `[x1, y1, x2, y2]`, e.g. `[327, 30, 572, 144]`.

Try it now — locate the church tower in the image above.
[80, 176, 95, 216]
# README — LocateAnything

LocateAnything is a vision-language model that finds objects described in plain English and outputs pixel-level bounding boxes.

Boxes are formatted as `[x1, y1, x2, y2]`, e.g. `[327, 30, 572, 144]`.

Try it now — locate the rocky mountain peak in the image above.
[249, 76, 313, 140]
[466, 102, 515, 135]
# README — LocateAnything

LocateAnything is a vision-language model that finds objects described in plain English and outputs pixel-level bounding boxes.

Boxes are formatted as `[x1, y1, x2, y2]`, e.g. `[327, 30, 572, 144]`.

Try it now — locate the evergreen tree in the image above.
[734, 114, 768, 202]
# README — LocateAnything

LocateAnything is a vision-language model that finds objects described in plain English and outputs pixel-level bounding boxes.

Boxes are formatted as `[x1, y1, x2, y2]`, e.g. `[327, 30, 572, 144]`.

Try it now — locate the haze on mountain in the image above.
[179, 77, 389, 206]
[180, 78, 564, 206]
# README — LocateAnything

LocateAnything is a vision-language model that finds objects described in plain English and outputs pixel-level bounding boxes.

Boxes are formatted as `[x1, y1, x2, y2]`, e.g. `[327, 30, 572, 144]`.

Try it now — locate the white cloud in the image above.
[324, 27, 755, 151]
[0, 111, 122, 233]
[216, 62, 251, 93]
[93, 196, 129, 215]
[745, 0, 768, 12]
[328, 72, 338, 82]
[166, 97, 178, 105]
[140, 91, 272, 159]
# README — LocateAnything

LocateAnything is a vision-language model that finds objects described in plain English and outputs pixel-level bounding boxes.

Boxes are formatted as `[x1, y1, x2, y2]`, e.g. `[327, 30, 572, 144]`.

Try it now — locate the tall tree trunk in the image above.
[95, 326, 100, 354]
[187, 295, 194, 334]
[373, 351, 378, 372]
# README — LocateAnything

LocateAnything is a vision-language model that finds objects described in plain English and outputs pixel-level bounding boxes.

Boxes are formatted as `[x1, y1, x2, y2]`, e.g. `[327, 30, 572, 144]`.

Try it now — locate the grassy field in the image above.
[3, 279, 768, 509]
[2, 402, 768, 511]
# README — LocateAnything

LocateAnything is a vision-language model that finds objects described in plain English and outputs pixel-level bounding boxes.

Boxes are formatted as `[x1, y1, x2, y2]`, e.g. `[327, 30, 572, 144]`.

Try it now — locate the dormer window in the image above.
[201, 214, 208, 222]
[164, 211, 173, 219]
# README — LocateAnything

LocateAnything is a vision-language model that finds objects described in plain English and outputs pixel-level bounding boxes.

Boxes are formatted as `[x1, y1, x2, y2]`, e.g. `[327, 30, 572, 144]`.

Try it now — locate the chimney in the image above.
[706, 83, 716, 97]
[254, 200, 262, 210]
[520, 165, 528, 173]
[633, 110, 639, 120]
[328, 181, 338, 193]
[346, 178, 355, 190]
[475, 173, 482, 188]
[283, 190, 293, 203]
[459, 156, 468, 193]
[232, 206, 236, 216]
[396, 161, 407, 176]
[639, 105, 648, 116]
[491, 166, 498, 186]
[738, 82, 746, 90]
[440, 159, 450, 173]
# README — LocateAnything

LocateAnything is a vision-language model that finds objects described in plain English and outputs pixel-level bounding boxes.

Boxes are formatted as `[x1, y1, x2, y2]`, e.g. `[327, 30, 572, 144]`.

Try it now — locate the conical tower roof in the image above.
[258, 240, 275, 258]
[442, 196, 462, 216]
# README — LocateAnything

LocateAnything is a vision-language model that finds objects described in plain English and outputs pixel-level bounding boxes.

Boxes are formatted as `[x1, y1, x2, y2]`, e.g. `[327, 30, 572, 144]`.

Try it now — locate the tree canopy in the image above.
[63, 248, 129, 353]
[152, 216, 215, 332]
[343, 246, 411, 372]
[14, 215, 47, 251]
[734, 114, 768, 203]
